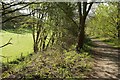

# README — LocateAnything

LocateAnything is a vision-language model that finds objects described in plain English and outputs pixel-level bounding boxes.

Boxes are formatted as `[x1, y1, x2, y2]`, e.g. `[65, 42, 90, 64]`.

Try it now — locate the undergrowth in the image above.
[1, 48, 92, 79]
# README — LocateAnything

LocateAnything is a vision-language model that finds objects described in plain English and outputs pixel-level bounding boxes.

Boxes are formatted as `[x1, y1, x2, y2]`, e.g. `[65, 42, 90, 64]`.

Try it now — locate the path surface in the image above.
[88, 38, 120, 79]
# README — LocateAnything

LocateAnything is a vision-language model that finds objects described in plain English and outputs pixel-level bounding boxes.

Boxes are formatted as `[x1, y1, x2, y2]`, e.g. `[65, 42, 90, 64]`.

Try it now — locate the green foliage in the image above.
[1, 49, 92, 78]
[101, 38, 120, 47]
[23, 2, 79, 52]
[6, 28, 32, 34]
[87, 3, 118, 38]
[86, 3, 119, 47]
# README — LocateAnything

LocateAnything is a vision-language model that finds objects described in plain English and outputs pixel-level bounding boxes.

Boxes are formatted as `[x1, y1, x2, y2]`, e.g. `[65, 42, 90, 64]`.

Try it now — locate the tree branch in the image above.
[1, 2, 29, 10]
[86, 2, 93, 17]
[56, 3, 78, 28]
[2, 2, 33, 16]
[1, 9, 35, 23]
[83, 2, 87, 15]
[2, 13, 31, 23]
[78, 2, 82, 16]
[0, 38, 12, 48]
[0, 1, 42, 11]
[0, 55, 7, 58]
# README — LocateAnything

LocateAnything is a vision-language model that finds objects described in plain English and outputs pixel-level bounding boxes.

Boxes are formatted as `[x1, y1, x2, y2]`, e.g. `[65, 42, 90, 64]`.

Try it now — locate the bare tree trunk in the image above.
[76, 2, 93, 52]
[76, 16, 85, 52]
[42, 35, 47, 51]
[40, 39, 43, 51]
[45, 32, 55, 50]
[117, 21, 120, 40]
[34, 43, 38, 53]
[51, 33, 55, 45]
[118, 2, 120, 40]
[32, 8, 44, 53]
[118, 30, 120, 40]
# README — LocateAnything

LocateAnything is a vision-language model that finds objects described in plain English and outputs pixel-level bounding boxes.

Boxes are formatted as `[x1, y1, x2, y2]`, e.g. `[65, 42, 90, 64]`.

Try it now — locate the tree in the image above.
[55, 2, 94, 52]
[86, 3, 119, 40]
[76, 2, 93, 52]
[1, 1, 95, 53]
[0, 1, 37, 24]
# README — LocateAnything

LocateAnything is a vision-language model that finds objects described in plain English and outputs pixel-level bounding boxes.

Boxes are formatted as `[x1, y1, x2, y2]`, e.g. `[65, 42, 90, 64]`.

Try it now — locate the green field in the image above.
[0, 30, 33, 63]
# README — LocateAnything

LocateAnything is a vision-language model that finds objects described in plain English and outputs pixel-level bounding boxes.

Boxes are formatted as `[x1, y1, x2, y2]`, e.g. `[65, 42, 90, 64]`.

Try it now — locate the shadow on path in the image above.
[88, 38, 120, 79]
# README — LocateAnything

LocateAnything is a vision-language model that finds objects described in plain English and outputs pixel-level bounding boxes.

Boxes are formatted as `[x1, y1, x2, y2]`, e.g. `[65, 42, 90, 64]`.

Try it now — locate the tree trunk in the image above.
[76, 2, 93, 52]
[76, 16, 85, 52]
[45, 32, 55, 50]
[118, 2, 120, 40]
[34, 43, 38, 53]
[118, 29, 120, 40]
[42, 35, 47, 51]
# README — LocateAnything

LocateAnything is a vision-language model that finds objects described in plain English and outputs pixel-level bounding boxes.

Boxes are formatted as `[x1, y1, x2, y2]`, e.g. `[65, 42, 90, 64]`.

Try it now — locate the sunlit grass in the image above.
[0, 30, 33, 63]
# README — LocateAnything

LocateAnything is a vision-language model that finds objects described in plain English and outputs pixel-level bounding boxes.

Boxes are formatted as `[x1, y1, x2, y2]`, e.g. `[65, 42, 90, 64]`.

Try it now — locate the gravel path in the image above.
[88, 39, 120, 79]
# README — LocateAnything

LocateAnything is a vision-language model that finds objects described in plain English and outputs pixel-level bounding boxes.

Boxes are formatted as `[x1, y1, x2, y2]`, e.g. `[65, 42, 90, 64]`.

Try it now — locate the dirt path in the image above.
[88, 38, 120, 79]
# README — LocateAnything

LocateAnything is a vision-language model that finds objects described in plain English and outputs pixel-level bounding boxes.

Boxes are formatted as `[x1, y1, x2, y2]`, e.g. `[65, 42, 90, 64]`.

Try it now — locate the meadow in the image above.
[0, 30, 33, 63]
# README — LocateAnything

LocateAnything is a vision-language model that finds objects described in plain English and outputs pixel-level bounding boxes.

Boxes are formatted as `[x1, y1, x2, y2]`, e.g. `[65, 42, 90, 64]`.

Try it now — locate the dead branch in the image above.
[0, 38, 12, 48]
[0, 55, 6, 58]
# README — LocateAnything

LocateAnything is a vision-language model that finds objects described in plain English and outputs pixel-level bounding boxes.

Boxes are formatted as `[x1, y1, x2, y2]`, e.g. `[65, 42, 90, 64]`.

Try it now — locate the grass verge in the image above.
[0, 30, 33, 63]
